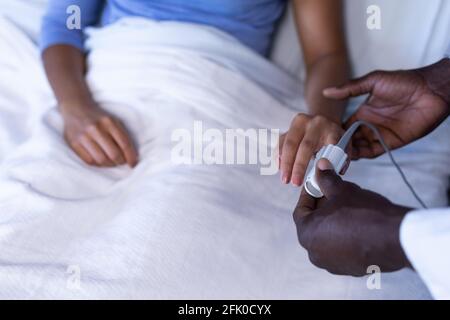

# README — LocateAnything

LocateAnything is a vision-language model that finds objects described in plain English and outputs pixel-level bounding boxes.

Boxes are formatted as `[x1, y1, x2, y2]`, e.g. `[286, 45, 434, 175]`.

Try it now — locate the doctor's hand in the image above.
[61, 101, 138, 168]
[323, 58, 450, 159]
[293, 159, 412, 276]
[279, 114, 347, 187]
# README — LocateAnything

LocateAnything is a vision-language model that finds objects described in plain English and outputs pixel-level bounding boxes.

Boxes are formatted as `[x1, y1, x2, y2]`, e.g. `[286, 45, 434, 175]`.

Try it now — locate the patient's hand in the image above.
[294, 159, 412, 276]
[279, 114, 346, 186]
[323, 59, 450, 159]
[62, 102, 138, 168]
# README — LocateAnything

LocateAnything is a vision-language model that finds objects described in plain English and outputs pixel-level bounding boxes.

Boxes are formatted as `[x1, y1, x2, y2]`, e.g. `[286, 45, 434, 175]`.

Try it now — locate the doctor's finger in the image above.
[294, 189, 317, 222]
[323, 72, 378, 100]
[315, 159, 344, 199]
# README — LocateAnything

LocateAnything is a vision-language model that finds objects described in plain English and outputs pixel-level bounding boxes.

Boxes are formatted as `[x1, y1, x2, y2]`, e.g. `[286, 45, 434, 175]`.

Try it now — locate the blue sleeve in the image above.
[40, 0, 104, 53]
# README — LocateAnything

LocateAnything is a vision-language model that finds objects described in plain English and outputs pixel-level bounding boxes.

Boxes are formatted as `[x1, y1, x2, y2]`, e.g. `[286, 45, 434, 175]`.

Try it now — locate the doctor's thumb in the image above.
[315, 159, 343, 198]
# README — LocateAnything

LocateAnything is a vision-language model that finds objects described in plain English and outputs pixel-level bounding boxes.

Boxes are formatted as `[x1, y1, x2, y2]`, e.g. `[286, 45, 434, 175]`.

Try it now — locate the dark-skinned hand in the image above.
[293, 159, 413, 276]
[323, 58, 450, 159]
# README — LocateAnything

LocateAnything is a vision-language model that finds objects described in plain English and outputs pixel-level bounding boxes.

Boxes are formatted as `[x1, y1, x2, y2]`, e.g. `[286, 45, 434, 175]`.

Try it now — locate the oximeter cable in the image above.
[337, 120, 427, 209]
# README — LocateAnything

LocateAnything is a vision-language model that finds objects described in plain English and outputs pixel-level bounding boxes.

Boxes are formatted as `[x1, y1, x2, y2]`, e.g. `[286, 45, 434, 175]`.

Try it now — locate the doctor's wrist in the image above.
[387, 204, 414, 271]
[394, 205, 414, 270]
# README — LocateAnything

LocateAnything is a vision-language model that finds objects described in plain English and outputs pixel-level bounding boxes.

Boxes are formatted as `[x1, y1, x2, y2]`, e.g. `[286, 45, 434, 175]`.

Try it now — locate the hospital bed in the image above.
[0, 0, 448, 299]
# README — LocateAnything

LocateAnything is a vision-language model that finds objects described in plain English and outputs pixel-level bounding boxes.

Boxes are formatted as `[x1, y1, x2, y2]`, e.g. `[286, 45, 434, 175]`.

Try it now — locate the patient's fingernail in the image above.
[323, 87, 336, 96]
[292, 175, 302, 187]
[281, 172, 288, 184]
[317, 159, 333, 171]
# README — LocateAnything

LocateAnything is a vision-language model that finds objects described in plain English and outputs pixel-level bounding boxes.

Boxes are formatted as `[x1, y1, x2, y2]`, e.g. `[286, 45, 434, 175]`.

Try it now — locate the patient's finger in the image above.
[277, 133, 286, 169]
[324, 131, 341, 146]
[294, 189, 317, 222]
[80, 135, 114, 167]
[291, 130, 318, 186]
[88, 125, 125, 165]
[107, 120, 138, 167]
[278, 133, 286, 155]
[71, 143, 94, 165]
[323, 73, 377, 100]
[280, 115, 308, 184]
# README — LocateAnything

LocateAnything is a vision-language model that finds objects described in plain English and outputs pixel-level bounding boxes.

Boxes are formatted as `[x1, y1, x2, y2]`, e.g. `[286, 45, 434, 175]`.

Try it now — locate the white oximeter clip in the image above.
[301, 121, 426, 208]
[303, 144, 348, 198]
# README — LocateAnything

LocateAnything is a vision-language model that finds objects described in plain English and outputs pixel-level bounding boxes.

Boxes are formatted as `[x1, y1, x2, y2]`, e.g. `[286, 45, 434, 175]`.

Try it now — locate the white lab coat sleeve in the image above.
[400, 207, 450, 300]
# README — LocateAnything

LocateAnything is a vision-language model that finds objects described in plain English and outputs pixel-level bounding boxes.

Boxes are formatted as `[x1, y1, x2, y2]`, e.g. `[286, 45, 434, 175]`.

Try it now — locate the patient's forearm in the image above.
[304, 53, 350, 123]
[42, 45, 97, 115]
[42, 45, 138, 168]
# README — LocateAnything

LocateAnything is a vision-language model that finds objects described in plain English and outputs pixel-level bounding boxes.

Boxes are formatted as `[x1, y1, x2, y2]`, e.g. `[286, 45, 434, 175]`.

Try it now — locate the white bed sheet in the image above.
[0, 0, 47, 42]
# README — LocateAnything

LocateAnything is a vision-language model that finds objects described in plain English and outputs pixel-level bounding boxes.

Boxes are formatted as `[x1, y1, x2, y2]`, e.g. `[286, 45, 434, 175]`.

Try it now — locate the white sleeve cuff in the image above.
[400, 208, 450, 299]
